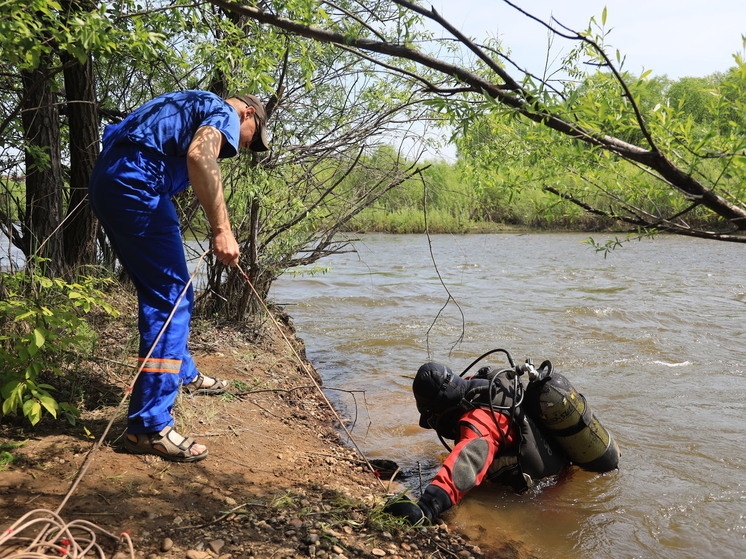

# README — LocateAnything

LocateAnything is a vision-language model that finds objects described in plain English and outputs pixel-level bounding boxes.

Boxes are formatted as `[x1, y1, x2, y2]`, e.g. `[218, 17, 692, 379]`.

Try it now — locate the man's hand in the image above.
[212, 228, 240, 267]
[383, 485, 452, 526]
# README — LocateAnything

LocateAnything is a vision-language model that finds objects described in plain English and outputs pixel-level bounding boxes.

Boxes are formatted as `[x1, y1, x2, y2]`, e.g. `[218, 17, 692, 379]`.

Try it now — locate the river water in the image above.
[269, 233, 745, 559]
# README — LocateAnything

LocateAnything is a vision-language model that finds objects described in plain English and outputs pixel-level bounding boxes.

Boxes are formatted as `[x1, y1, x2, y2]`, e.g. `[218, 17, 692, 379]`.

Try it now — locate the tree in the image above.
[195, 27, 434, 317]
[207, 0, 746, 242]
[19, 52, 64, 266]
[0, 0, 162, 275]
[60, 0, 102, 270]
[1, 0, 437, 320]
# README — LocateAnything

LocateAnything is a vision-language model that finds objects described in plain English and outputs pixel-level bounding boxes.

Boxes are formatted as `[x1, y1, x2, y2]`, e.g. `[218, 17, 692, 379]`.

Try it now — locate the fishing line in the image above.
[419, 171, 466, 359]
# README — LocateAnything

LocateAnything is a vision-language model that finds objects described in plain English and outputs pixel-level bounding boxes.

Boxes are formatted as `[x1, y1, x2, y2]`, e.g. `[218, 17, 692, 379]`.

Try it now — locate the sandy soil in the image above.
[0, 303, 530, 559]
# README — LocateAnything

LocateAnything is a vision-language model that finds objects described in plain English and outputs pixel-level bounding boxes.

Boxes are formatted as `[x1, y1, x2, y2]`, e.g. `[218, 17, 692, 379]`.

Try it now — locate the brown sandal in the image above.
[183, 372, 228, 395]
[123, 426, 208, 462]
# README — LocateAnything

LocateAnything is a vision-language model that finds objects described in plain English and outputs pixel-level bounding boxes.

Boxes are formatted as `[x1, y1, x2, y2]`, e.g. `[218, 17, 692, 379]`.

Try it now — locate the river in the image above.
[269, 233, 745, 559]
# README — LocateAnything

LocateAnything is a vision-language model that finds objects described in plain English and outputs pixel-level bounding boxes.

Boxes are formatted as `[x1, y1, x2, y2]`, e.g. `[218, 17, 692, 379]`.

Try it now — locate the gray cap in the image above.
[232, 93, 269, 152]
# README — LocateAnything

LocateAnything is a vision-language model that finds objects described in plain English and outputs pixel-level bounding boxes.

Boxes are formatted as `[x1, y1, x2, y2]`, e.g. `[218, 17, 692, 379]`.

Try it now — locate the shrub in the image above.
[0, 266, 119, 426]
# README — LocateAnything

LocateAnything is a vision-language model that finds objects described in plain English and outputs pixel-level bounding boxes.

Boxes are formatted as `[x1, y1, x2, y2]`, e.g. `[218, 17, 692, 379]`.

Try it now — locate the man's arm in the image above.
[429, 408, 519, 505]
[187, 125, 240, 267]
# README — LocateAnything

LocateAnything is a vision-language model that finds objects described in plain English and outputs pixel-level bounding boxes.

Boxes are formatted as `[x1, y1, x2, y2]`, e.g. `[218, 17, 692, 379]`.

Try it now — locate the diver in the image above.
[384, 354, 619, 525]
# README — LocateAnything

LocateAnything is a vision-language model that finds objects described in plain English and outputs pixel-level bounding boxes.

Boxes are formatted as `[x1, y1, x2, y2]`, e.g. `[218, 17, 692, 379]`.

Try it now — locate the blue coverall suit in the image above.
[88, 90, 240, 434]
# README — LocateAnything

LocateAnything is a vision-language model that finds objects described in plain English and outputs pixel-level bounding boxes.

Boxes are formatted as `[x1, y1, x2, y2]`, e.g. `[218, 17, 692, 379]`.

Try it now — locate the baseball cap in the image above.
[232, 93, 270, 152]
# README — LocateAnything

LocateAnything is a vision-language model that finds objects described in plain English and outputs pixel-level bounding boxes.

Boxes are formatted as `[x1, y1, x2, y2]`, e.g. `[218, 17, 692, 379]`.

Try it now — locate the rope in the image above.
[235, 264, 388, 492]
[0, 509, 134, 559]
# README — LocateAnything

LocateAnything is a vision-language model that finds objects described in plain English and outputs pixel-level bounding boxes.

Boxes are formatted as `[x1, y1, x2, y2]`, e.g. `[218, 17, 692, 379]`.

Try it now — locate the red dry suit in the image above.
[429, 407, 519, 505]
[410, 362, 568, 521]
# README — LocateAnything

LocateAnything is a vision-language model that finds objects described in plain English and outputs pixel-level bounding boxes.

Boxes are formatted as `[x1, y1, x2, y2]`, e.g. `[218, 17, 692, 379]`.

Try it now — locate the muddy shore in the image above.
[0, 299, 532, 559]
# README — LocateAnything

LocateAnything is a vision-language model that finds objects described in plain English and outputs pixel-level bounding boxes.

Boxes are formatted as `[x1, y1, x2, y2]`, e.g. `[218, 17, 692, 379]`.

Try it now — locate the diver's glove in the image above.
[383, 494, 427, 525]
[383, 485, 453, 525]
[417, 484, 452, 521]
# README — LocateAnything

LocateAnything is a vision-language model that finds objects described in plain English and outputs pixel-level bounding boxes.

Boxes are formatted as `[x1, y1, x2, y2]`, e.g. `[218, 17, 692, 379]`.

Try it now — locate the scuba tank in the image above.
[523, 361, 620, 473]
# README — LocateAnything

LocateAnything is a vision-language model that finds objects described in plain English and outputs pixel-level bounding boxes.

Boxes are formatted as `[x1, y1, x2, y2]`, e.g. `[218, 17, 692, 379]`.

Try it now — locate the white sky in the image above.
[427, 0, 745, 79]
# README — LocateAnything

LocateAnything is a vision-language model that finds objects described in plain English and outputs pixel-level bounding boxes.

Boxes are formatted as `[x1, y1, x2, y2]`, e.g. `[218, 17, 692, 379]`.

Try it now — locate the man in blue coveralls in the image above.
[89, 90, 269, 462]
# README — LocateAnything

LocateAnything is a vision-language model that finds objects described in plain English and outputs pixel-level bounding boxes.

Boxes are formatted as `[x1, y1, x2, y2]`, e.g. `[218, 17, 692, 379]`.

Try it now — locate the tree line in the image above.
[352, 67, 746, 234]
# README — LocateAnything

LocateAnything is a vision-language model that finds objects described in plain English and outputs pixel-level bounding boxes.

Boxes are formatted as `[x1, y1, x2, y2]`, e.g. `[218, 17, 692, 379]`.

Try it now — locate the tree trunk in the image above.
[20, 56, 64, 272]
[61, 51, 100, 273]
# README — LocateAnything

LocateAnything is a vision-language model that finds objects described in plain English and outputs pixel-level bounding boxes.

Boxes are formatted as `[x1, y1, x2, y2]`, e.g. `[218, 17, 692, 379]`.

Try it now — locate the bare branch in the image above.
[544, 185, 744, 242]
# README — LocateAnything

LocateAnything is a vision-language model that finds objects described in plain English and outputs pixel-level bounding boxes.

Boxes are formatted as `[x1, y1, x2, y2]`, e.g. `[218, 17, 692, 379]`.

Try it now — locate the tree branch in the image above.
[205, 0, 746, 231]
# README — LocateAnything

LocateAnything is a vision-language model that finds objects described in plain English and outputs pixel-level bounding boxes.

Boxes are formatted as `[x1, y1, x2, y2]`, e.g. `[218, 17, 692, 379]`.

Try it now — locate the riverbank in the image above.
[0, 295, 527, 559]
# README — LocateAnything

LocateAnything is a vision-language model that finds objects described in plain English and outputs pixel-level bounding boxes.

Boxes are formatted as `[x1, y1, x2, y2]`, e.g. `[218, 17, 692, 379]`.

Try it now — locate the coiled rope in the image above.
[0, 509, 134, 559]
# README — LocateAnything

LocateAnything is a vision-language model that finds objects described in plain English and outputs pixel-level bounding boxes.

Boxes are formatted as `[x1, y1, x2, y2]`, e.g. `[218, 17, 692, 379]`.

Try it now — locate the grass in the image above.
[0, 441, 27, 471]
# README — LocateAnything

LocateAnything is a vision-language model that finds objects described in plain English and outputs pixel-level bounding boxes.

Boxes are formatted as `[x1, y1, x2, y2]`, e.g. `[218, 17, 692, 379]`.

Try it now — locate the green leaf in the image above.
[32, 328, 45, 348]
[1, 379, 20, 400]
[14, 311, 35, 321]
[38, 394, 58, 416]
[23, 399, 42, 426]
[2, 398, 14, 415]
[26, 343, 39, 358]
[0, 451, 14, 469]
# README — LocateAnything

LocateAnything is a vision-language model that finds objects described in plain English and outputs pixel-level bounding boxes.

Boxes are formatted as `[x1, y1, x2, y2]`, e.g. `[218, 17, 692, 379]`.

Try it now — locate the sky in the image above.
[427, 0, 745, 79]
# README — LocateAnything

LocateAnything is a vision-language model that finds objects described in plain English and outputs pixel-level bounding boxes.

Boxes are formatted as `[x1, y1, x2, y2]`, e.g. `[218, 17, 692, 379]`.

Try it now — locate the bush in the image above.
[0, 266, 119, 426]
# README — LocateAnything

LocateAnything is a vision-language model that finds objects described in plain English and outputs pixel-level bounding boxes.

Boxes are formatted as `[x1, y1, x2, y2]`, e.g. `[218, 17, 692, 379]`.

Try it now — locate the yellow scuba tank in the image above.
[525, 365, 619, 473]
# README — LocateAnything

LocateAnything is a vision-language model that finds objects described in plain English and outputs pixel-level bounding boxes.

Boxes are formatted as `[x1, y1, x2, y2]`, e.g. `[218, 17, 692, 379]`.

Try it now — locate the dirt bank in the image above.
[0, 302, 531, 559]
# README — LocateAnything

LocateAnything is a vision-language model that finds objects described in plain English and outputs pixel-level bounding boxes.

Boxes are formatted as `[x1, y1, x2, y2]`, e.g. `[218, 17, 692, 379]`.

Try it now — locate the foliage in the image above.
[0, 440, 27, 471]
[215, 1, 746, 241]
[341, 53, 745, 235]
[0, 265, 119, 426]
[189, 10, 437, 317]
[454, 61, 746, 233]
[2, 0, 438, 318]
[348, 156, 474, 233]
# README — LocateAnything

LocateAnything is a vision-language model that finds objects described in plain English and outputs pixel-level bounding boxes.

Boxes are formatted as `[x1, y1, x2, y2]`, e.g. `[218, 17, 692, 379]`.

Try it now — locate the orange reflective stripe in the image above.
[138, 357, 182, 373]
